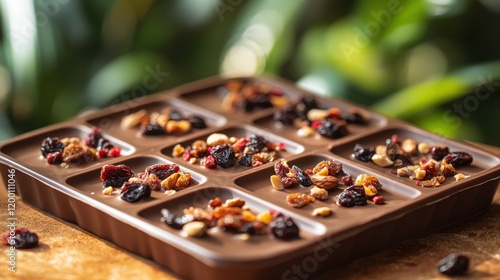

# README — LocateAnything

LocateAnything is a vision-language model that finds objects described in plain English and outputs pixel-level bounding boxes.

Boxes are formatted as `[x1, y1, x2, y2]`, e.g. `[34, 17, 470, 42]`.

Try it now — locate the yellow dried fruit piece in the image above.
[363, 185, 378, 197]
[172, 144, 185, 157]
[241, 210, 256, 222]
[256, 211, 273, 225]
[177, 120, 192, 133]
[297, 126, 314, 137]
[270, 175, 284, 191]
[175, 173, 192, 189]
[418, 142, 430, 154]
[315, 167, 329, 176]
[312, 207, 332, 217]
[161, 173, 180, 190]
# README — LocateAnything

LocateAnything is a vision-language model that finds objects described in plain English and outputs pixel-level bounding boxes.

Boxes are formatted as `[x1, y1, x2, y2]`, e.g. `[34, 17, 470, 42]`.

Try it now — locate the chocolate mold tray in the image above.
[1, 75, 499, 280]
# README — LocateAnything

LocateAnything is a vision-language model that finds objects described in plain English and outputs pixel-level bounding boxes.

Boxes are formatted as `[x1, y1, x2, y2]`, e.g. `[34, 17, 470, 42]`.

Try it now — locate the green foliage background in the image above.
[0, 0, 499, 146]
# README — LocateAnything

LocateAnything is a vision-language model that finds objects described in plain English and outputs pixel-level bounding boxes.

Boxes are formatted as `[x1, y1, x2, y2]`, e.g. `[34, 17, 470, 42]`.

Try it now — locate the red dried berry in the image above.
[98, 149, 108, 158]
[100, 164, 134, 187]
[373, 195, 385, 205]
[109, 146, 121, 157]
[46, 152, 63, 164]
[143, 163, 180, 180]
[203, 155, 217, 169]
[342, 175, 353, 185]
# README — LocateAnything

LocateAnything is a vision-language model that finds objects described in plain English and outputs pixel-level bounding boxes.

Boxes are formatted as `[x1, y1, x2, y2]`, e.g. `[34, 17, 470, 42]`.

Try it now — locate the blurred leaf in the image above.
[85, 52, 166, 107]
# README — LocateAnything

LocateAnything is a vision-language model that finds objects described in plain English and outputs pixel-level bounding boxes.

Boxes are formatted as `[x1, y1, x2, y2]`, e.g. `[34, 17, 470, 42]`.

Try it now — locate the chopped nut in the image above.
[172, 144, 185, 157]
[120, 109, 148, 128]
[418, 142, 430, 154]
[414, 168, 427, 181]
[102, 186, 114, 195]
[312, 207, 332, 217]
[164, 190, 177, 196]
[161, 173, 180, 190]
[206, 133, 229, 146]
[128, 177, 144, 184]
[145, 174, 162, 191]
[297, 126, 314, 137]
[182, 221, 206, 237]
[307, 108, 328, 121]
[175, 172, 192, 189]
[189, 157, 197, 164]
[270, 175, 284, 190]
[286, 193, 315, 208]
[375, 145, 387, 157]
[310, 175, 339, 190]
[371, 154, 394, 167]
[310, 186, 328, 200]
[402, 138, 417, 154]
[224, 197, 246, 208]
[454, 173, 468, 181]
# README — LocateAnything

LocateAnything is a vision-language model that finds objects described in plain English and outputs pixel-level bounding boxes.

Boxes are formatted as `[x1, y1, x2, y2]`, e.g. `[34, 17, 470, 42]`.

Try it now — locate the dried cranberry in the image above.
[211, 144, 236, 168]
[1, 228, 39, 249]
[46, 152, 63, 164]
[161, 209, 194, 229]
[109, 146, 121, 157]
[443, 152, 473, 168]
[353, 144, 375, 162]
[317, 119, 348, 139]
[269, 215, 299, 240]
[139, 121, 166, 136]
[342, 175, 353, 186]
[291, 165, 313, 187]
[337, 185, 367, 207]
[202, 155, 217, 169]
[120, 181, 151, 202]
[143, 163, 180, 180]
[438, 253, 469, 276]
[373, 195, 385, 204]
[100, 164, 134, 187]
[187, 115, 207, 129]
[431, 145, 450, 161]
[41, 137, 65, 157]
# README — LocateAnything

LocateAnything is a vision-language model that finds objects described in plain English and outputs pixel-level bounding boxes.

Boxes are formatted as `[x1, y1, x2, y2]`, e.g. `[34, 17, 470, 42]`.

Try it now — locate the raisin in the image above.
[139, 121, 166, 136]
[337, 185, 367, 207]
[385, 142, 399, 161]
[161, 209, 194, 229]
[273, 105, 298, 125]
[291, 165, 314, 187]
[269, 215, 300, 240]
[120, 181, 151, 202]
[317, 119, 348, 139]
[238, 154, 253, 167]
[245, 135, 268, 154]
[97, 137, 114, 152]
[342, 175, 353, 185]
[443, 152, 473, 168]
[343, 111, 368, 124]
[41, 137, 65, 157]
[84, 127, 104, 148]
[143, 163, 180, 180]
[187, 115, 207, 129]
[100, 164, 134, 187]
[353, 144, 375, 162]
[1, 228, 39, 249]
[431, 145, 450, 161]
[438, 253, 469, 276]
[281, 177, 297, 188]
[168, 110, 184, 121]
[211, 144, 236, 168]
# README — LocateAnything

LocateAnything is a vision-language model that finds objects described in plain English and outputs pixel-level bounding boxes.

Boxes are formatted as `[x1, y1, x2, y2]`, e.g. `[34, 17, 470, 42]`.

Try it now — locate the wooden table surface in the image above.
[1, 143, 499, 280]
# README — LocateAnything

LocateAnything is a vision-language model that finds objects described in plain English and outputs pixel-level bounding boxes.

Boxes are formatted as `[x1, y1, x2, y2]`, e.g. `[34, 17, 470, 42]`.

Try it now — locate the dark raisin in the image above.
[343, 111, 368, 124]
[269, 215, 300, 240]
[211, 144, 236, 168]
[438, 253, 469, 276]
[281, 177, 297, 188]
[100, 164, 134, 187]
[217, 215, 243, 232]
[97, 137, 113, 151]
[169, 110, 184, 121]
[385, 142, 399, 161]
[1, 228, 39, 249]
[337, 185, 367, 207]
[431, 145, 450, 161]
[139, 121, 166, 136]
[353, 144, 375, 162]
[318, 119, 348, 139]
[443, 152, 473, 168]
[120, 181, 151, 202]
[238, 154, 253, 167]
[187, 115, 207, 129]
[251, 94, 272, 109]
[41, 137, 65, 157]
[143, 163, 180, 180]
[46, 152, 63, 164]
[84, 127, 104, 148]
[300, 95, 319, 111]
[291, 165, 314, 187]
[273, 105, 298, 125]
[245, 135, 268, 154]
[160, 209, 194, 229]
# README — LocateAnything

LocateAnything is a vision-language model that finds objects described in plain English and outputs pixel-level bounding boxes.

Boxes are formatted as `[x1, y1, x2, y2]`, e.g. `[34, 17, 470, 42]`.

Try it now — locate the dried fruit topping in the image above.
[1, 228, 39, 249]
[353, 144, 375, 162]
[161, 209, 194, 229]
[100, 164, 134, 188]
[144, 163, 181, 180]
[437, 253, 469, 276]
[286, 193, 315, 208]
[211, 144, 236, 168]
[269, 215, 300, 240]
[291, 165, 314, 187]
[139, 120, 166, 136]
[120, 181, 151, 202]
[317, 119, 348, 139]
[312, 207, 332, 217]
[337, 185, 367, 207]
[41, 137, 65, 157]
[431, 145, 450, 161]
[342, 175, 354, 186]
[443, 152, 473, 168]
[182, 221, 207, 237]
